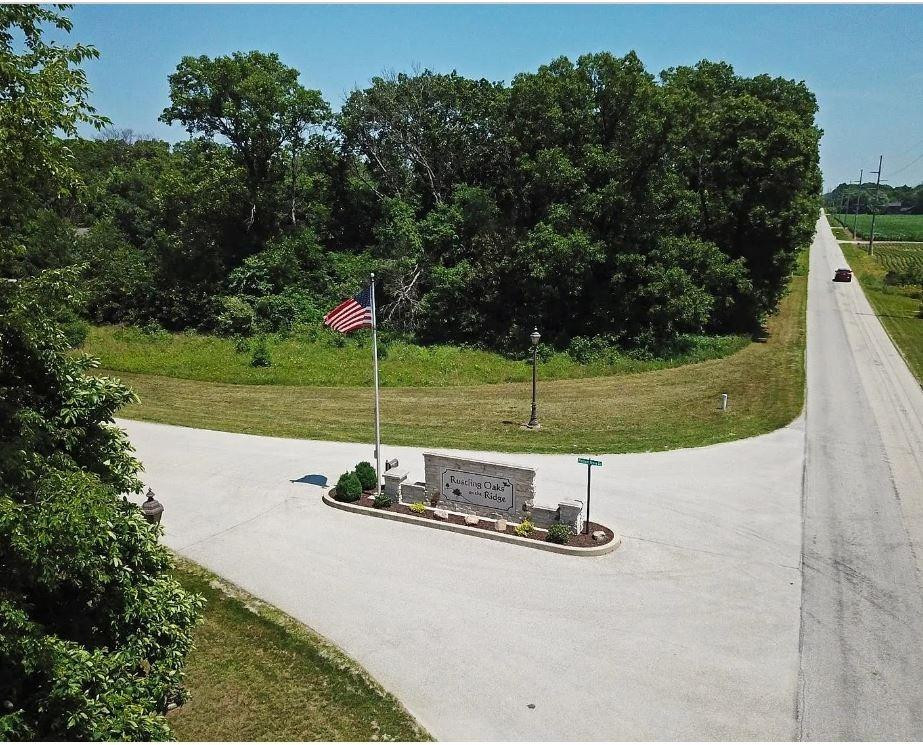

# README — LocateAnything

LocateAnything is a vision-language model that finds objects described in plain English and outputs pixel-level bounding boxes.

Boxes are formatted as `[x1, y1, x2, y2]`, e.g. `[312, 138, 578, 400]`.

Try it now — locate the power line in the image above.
[884, 134, 923, 162]
[886, 150, 923, 180]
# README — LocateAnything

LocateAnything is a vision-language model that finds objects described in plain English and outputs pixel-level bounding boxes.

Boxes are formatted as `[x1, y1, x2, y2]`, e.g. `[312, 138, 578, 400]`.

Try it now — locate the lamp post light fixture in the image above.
[141, 488, 164, 526]
[527, 327, 541, 429]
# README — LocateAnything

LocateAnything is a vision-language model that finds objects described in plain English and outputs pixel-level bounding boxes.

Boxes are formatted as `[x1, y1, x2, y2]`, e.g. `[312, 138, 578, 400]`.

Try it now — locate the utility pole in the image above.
[868, 155, 883, 256]
[853, 168, 863, 238]
[843, 181, 853, 227]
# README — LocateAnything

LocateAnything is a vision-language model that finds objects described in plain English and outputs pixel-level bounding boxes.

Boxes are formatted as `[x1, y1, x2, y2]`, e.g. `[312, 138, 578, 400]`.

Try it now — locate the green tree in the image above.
[0, 4, 106, 274]
[660, 61, 822, 323]
[0, 7, 201, 739]
[160, 51, 330, 238]
[338, 69, 510, 207]
[0, 270, 202, 740]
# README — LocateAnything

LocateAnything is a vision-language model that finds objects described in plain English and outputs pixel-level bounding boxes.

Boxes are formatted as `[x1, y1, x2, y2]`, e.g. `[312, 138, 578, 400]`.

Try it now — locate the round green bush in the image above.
[354, 461, 377, 491]
[546, 522, 572, 544]
[335, 471, 362, 502]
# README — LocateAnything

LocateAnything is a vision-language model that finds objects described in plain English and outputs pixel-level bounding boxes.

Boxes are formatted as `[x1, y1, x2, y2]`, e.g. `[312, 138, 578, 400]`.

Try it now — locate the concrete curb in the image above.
[322, 493, 621, 557]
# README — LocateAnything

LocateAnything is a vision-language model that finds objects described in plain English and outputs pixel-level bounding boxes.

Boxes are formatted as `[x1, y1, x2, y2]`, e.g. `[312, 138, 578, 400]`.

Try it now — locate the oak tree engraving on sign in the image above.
[442, 469, 514, 512]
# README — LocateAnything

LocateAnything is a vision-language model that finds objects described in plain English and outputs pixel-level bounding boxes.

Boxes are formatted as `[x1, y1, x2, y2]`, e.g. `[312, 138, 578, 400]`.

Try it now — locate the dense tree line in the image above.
[59, 47, 821, 353]
[824, 181, 923, 215]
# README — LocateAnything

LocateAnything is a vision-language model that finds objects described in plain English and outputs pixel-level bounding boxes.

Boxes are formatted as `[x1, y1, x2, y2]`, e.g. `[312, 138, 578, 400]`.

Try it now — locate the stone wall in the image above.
[393, 453, 585, 533]
[421, 452, 535, 522]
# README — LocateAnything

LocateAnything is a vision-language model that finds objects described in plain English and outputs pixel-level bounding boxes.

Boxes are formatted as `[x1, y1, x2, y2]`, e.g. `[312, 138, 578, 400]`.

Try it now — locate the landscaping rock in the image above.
[433, 509, 449, 520]
[495, 518, 507, 532]
[464, 514, 480, 526]
[592, 530, 607, 542]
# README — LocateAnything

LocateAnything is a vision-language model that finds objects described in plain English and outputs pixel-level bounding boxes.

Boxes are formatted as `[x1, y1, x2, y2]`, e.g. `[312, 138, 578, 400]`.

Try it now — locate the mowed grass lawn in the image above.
[96, 256, 807, 454]
[832, 213, 923, 242]
[841, 241, 923, 381]
[170, 560, 429, 742]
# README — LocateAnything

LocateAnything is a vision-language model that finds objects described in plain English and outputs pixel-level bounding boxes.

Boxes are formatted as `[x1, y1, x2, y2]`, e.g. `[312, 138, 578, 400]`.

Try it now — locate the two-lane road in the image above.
[798, 212, 923, 739]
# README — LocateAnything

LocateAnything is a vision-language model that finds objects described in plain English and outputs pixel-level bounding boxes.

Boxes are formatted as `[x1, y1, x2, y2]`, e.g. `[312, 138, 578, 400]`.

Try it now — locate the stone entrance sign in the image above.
[442, 469, 513, 512]
[422, 453, 535, 521]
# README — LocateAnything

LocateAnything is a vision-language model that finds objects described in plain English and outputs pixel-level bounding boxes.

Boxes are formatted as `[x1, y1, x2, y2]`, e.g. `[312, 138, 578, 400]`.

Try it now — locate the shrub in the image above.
[567, 334, 620, 364]
[233, 336, 250, 353]
[140, 321, 165, 337]
[546, 522, 572, 544]
[214, 295, 254, 337]
[409, 502, 426, 514]
[373, 493, 392, 508]
[60, 314, 89, 348]
[335, 472, 362, 502]
[514, 519, 535, 537]
[354, 461, 377, 491]
[534, 342, 555, 363]
[244, 290, 323, 335]
[249, 336, 271, 367]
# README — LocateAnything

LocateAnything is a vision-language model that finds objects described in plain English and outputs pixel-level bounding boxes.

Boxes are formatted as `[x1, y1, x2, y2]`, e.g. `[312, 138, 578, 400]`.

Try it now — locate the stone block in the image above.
[400, 481, 426, 504]
[383, 469, 408, 498]
[529, 505, 559, 529]
[464, 514, 480, 526]
[495, 518, 507, 532]
[557, 499, 585, 534]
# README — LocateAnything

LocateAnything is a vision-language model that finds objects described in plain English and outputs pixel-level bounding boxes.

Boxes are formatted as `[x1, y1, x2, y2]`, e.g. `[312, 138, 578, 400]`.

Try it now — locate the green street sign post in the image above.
[577, 457, 603, 534]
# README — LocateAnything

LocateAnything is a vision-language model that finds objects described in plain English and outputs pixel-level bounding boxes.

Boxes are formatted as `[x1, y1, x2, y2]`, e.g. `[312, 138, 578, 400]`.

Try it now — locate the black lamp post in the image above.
[527, 327, 541, 429]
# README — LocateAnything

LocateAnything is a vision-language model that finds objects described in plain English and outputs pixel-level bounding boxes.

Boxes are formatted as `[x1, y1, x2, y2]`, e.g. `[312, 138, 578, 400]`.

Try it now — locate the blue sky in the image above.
[54, 3, 923, 191]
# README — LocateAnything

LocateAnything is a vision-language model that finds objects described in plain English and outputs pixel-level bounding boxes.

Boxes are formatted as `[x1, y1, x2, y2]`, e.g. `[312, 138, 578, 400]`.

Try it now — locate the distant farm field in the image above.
[871, 243, 923, 275]
[841, 241, 923, 381]
[832, 213, 923, 242]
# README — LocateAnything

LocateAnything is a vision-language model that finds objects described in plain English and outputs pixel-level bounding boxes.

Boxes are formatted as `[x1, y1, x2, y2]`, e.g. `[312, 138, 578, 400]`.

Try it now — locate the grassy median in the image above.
[840, 241, 923, 381]
[169, 559, 430, 742]
[96, 254, 807, 454]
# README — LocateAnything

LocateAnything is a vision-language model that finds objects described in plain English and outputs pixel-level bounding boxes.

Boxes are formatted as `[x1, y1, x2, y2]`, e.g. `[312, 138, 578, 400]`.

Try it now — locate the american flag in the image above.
[323, 285, 373, 333]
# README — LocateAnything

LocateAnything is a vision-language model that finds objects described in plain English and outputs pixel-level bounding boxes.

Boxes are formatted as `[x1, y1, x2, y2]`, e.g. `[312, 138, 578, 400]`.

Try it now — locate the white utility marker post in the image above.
[370, 272, 382, 496]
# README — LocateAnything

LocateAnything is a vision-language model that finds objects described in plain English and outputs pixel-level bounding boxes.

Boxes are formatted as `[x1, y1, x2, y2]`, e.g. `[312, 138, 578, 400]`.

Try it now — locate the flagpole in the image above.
[370, 272, 382, 497]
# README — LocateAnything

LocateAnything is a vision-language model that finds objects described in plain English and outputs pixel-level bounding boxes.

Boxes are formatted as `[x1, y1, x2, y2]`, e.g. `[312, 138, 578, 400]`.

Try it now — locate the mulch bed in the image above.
[334, 491, 615, 548]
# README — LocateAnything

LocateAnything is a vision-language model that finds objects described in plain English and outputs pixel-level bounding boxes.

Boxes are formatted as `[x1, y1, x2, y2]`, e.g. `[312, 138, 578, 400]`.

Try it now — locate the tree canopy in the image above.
[69, 49, 822, 354]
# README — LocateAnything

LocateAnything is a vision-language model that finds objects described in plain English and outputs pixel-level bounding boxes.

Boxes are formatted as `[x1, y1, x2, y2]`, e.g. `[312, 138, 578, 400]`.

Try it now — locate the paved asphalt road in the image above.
[797, 213, 923, 739]
[120, 212, 922, 740]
